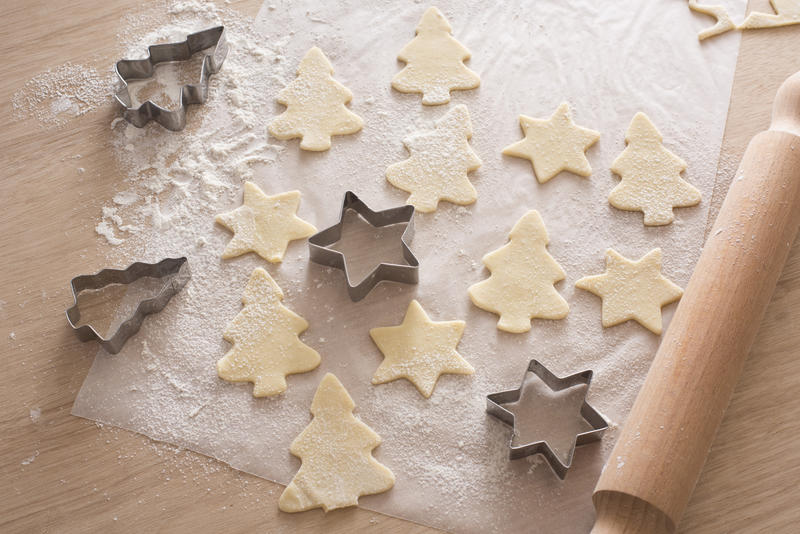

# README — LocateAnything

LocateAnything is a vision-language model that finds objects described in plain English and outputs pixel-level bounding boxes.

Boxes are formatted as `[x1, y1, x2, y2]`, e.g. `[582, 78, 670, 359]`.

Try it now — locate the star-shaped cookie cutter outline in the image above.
[486, 359, 608, 479]
[308, 191, 418, 302]
[65, 257, 191, 354]
[114, 26, 228, 131]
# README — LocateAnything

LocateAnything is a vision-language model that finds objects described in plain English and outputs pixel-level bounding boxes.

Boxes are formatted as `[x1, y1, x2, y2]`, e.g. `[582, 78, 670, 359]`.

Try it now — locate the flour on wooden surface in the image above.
[12, 63, 114, 127]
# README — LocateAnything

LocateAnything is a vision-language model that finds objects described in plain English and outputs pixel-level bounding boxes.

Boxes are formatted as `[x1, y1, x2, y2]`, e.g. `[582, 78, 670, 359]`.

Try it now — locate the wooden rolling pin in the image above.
[592, 71, 800, 534]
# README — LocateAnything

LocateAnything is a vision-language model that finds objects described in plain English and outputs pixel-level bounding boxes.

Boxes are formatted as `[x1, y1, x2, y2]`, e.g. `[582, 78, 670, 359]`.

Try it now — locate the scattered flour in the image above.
[113, 191, 141, 206]
[90, 2, 287, 249]
[29, 407, 42, 423]
[21, 450, 40, 466]
[95, 221, 124, 246]
[12, 63, 115, 127]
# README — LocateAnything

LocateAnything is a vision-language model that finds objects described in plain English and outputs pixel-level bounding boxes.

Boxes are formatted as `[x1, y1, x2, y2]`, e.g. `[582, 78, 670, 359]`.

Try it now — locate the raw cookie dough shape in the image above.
[279, 373, 395, 513]
[609, 112, 701, 226]
[740, 0, 800, 29]
[370, 299, 474, 398]
[468, 210, 569, 333]
[502, 102, 600, 184]
[391, 6, 480, 105]
[215, 181, 316, 263]
[385, 104, 482, 212]
[575, 248, 683, 335]
[688, 1, 736, 40]
[268, 47, 363, 151]
[217, 268, 320, 397]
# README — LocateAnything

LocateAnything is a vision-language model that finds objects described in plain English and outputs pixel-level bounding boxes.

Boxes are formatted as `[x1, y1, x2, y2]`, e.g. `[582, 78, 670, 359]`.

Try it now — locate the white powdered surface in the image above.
[12, 63, 115, 127]
[65, 1, 746, 532]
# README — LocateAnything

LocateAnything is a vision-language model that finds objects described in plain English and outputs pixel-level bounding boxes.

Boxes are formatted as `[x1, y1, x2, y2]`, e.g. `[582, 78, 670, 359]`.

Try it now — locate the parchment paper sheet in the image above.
[73, 1, 745, 532]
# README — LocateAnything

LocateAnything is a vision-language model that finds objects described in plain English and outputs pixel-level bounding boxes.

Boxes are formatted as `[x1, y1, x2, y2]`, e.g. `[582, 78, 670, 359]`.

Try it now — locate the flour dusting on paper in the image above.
[69, 1, 745, 532]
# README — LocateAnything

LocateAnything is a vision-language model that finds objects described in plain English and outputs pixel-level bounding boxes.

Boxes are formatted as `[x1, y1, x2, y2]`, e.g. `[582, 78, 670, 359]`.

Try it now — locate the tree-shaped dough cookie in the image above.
[279, 373, 395, 512]
[269, 47, 363, 151]
[217, 268, 320, 397]
[392, 6, 480, 105]
[609, 112, 701, 226]
[468, 210, 569, 333]
[386, 104, 482, 212]
[215, 181, 316, 263]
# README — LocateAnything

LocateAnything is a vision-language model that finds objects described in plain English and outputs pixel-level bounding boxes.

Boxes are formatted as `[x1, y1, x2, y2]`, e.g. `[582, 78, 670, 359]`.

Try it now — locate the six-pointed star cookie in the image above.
[575, 248, 683, 334]
[216, 181, 316, 263]
[503, 102, 600, 183]
[370, 300, 474, 398]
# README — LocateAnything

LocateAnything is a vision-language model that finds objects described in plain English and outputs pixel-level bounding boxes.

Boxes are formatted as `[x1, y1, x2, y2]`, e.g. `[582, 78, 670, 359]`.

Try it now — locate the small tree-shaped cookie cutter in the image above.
[114, 26, 228, 131]
[65, 257, 190, 354]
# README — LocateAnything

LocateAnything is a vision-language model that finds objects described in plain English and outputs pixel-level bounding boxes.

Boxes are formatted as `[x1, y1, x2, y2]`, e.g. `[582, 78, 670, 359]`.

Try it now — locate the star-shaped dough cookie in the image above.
[215, 181, 316, 263]
[370, 300, 474, 398]
[502, 102, 600, 183]
[575, 248, 683, 335]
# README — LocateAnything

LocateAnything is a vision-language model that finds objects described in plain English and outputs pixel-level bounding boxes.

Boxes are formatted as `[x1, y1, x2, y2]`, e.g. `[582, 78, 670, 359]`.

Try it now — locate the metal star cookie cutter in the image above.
[486, 359, 608, 479]
[114, 26, 228, 131]
[308, 191, 418, 302]
[66, 257, 191, 354]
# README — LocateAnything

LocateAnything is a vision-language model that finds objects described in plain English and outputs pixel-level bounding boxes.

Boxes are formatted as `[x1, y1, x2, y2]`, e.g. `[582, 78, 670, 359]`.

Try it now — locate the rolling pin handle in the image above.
[769, 71, 800, 136]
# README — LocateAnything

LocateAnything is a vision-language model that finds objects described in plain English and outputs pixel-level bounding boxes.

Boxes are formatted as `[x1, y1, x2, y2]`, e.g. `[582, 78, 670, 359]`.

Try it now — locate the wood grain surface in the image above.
[0, 1, 797, 533]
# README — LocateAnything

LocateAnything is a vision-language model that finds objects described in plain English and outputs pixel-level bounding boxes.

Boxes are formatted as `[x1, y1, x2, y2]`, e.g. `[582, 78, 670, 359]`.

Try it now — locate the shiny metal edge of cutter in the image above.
[308, 191, 418, 302]
[65, 257, 190, 354]
[114, 26, 227, 131]
[486, 359, 608, 479]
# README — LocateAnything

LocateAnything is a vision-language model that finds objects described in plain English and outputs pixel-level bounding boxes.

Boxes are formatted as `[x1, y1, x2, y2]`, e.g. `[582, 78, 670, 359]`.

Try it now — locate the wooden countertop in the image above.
[1, 1, 798, 532]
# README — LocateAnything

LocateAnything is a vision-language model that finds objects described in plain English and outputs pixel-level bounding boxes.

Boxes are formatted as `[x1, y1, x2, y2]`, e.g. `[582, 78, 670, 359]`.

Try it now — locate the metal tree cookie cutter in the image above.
[486, 359, 608, 479]
[66, 257, 191, 354]
[308, 191, 418, 302]
[114, 26, 228, 131]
